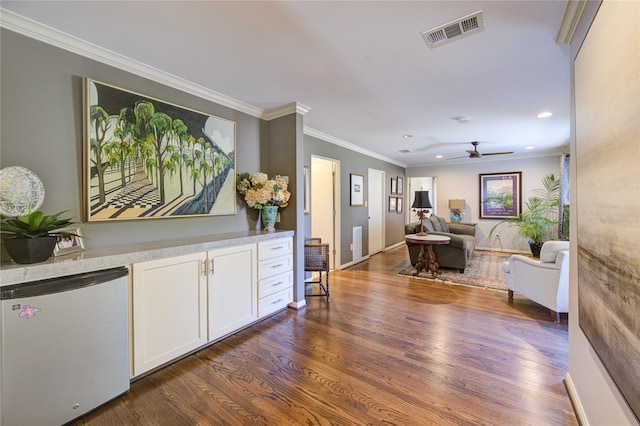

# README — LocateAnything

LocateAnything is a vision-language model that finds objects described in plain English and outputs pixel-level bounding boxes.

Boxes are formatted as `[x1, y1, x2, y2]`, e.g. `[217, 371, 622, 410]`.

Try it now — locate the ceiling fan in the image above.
[447, 141, 514, 160]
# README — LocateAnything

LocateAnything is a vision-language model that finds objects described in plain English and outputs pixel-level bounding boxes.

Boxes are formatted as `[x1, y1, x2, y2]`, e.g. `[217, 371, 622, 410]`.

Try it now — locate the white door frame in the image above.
[368, 168, 385, 255]
[311, 155, 341, 270]
[407, 177, 437, 224]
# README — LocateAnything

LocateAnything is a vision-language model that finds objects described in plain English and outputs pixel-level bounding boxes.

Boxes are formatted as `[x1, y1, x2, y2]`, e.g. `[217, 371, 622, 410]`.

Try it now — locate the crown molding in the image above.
[556, 0, 588, 44]
[263, 102, 311, 121]
[0, 8, 267, 118]
[2, 8, 403, 169]
[304, 127, 407, 168]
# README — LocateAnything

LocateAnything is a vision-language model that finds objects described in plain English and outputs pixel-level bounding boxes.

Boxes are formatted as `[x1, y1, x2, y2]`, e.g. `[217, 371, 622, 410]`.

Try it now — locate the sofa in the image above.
[501, 240, 570, 323]
[404, 215, 476, 272]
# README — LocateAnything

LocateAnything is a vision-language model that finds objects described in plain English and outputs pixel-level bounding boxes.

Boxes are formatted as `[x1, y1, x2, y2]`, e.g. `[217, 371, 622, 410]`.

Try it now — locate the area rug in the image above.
[398, 251, 512, 291]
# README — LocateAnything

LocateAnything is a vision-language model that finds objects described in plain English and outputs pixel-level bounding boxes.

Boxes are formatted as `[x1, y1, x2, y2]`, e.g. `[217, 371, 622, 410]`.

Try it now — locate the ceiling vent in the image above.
[421, 11, 484, 49]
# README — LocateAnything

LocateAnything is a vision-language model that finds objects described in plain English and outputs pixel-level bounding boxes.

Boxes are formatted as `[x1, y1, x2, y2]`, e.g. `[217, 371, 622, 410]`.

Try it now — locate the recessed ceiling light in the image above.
[435, 155, 444, 159]
[525, 146, 535, 150]
[402, 134, 413, 138]
[536, 111, 553, 118]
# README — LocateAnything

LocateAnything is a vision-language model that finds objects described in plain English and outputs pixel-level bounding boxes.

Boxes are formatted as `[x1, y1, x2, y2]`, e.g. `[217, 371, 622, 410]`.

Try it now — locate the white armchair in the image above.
[501, 241, 570, 322]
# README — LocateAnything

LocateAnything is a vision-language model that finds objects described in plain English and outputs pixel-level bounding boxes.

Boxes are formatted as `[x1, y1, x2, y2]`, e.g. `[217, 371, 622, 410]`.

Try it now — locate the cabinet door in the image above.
[208, 243, 257, 341]
[132, 252, 207, 376]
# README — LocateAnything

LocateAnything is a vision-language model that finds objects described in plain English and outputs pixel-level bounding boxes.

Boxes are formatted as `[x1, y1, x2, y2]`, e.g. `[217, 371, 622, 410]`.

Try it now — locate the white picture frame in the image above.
[53, 227, 85, 256]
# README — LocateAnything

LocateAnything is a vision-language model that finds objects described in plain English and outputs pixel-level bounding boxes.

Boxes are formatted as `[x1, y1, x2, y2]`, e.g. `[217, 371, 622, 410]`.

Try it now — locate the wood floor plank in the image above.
[72, 246, 577, 425]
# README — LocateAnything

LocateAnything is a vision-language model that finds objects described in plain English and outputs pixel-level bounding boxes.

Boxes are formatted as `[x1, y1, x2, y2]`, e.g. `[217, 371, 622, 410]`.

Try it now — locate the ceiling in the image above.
[1, 1, 572, 167]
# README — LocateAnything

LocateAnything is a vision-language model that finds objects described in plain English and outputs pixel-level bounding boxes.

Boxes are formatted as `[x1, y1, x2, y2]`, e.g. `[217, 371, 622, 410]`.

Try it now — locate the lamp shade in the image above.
[412, 191, 433, 209]
[448, 199, 466, 210]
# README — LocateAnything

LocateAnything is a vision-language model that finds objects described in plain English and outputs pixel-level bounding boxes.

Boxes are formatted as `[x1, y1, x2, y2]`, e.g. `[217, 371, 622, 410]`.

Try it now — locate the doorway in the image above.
[368, 168, 385, 255]
[407, 177, 437, 224]
[311, 156, 340, 270]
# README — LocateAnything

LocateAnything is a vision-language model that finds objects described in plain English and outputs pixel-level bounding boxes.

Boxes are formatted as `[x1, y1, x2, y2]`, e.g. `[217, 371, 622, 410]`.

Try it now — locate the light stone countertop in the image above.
[0, 230, 294, 287]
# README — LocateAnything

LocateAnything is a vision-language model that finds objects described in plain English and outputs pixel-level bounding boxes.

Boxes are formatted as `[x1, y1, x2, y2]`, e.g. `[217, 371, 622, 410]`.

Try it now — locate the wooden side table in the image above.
[405, 234, 451, 277]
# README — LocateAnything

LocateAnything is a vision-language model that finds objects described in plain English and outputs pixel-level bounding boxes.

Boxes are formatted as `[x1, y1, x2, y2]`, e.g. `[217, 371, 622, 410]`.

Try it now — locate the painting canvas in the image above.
[575, 5, 640, 420]
[84, 79, 236, 221]
[479, 172, 521, 219]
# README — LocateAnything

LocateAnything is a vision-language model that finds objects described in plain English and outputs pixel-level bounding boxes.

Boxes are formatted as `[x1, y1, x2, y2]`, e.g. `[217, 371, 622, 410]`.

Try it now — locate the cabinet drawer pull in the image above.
[271, 281, 283, 287]
[271, 246, 283, 250]
[271, 264, 283, 269]
[271, 298, 283, 305]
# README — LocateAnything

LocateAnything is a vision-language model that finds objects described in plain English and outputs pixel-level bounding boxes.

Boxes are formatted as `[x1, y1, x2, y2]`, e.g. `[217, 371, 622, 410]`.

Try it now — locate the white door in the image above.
[368, 168, 385, 255]
[311, 156, 339, 270]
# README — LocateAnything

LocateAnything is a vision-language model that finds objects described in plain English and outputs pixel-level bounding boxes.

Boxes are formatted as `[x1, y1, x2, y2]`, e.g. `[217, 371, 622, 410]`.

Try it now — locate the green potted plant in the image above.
[489, 173, 560, 257]
[1, 210, 78, 264]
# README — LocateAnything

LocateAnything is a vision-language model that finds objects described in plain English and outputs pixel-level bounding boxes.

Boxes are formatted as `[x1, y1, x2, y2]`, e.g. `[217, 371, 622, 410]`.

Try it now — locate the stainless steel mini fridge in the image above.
[1, 267, 130, 426]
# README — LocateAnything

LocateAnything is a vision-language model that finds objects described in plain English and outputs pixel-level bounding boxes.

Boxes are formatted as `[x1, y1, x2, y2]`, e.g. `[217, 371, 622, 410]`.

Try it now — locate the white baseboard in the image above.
[475, 246, 530, 254]
[564, 372, 588, 426]
[339, 255, 370, 269]
[384, 241, 405, 251]
[288, 299, 307, 310]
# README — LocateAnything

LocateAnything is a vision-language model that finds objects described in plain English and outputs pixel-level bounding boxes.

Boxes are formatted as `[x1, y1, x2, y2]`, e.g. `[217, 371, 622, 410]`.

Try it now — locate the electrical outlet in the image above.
[350, 243, 353, 251]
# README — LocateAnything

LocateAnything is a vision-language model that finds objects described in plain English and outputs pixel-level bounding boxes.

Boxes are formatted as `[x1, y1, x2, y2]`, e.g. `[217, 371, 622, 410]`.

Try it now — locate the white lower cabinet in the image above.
[132, 252, 207, 376]
[207, 243, 257, 341]
[132, 237, 292, 377]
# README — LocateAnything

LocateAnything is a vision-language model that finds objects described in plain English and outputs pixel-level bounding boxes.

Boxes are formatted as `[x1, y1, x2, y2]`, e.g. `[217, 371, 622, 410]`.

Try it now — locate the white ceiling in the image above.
[1, 1, 572, 167]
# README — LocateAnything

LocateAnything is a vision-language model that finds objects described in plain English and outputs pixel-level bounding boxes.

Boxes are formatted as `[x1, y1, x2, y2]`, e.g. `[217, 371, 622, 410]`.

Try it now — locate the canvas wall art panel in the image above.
[84, 79, 236, 221]
[575, 4, 640, 420]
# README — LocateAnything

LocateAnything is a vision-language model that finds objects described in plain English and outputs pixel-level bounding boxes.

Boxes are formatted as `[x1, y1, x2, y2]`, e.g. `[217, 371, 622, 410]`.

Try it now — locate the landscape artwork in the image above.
[575, 8, 640, 420]
[84, 79, 236, 221]
[479, 172, 521, 219]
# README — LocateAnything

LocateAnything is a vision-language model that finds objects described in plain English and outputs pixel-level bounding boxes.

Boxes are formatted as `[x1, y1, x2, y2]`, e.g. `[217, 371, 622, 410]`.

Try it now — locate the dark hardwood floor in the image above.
[73, 246, 577, 425]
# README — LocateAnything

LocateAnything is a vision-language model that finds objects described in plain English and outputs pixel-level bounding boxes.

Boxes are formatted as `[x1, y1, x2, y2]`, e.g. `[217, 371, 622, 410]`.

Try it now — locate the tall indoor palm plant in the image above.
[489, 173, 560, 256]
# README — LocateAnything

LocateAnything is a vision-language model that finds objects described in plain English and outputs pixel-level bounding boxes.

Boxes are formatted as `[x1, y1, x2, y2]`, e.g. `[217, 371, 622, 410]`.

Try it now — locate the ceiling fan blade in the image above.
[446, 155, 470, 160]
[465, 150, 476, 154]
[482, 151, 514, 156]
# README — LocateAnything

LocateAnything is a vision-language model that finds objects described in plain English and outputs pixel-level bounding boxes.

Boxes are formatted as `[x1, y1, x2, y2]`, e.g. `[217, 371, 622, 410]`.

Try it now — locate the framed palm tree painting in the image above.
[84, 78, 236, 221]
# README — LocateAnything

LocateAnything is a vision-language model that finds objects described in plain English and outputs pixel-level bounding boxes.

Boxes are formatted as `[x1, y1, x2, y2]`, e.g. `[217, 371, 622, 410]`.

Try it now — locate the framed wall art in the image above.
[388, 196, 397, 213]
[390, 177, 397, 195]
[350, 173, 364, 206]
[84, 78, 236, 221]
[396, 197, 403, 214]
[479, 172, 522, 219]
[397, 176, 404, 195]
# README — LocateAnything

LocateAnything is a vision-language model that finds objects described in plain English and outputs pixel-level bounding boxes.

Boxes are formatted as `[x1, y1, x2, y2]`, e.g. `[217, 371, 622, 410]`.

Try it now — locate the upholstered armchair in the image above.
[501, 241, 570, 322]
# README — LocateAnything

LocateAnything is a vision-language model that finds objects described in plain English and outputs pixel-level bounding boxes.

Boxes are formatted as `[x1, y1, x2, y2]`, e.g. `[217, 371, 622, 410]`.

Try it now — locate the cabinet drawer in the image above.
[258, 237, 293, 260]
[258, 270, 293, 299]
[258, 287, 292, 317]
[258, 254, 293, 280]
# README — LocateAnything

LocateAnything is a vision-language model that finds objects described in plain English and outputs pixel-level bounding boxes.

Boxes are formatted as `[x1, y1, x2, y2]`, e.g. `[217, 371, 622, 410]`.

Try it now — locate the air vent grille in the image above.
[422, 11, 484, 49]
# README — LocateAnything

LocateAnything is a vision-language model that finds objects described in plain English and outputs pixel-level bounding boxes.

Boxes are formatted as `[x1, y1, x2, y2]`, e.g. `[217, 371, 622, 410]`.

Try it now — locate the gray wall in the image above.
[304, 134, 406, 266]
[0, 29, 267, 248]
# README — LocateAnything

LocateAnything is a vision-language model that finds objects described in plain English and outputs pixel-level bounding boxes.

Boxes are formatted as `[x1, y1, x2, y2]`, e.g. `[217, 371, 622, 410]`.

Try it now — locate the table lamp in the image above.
[412, 191, 433, 236]
[448, 199, 466, 223]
